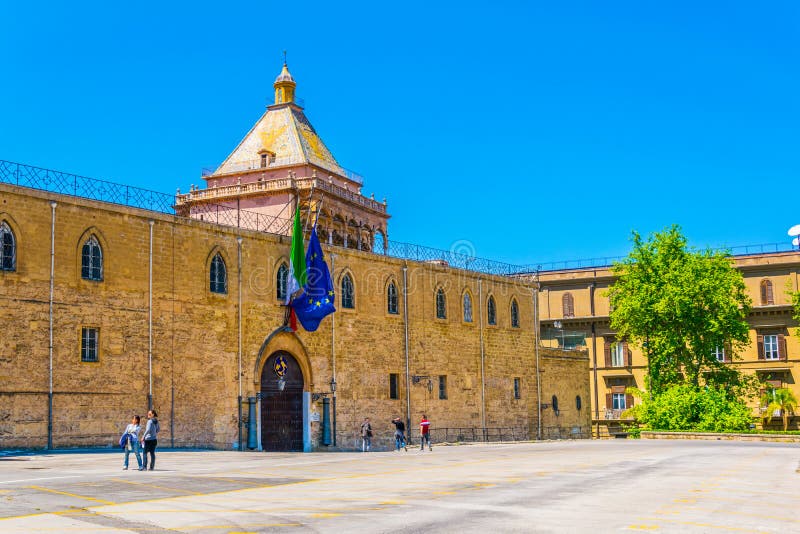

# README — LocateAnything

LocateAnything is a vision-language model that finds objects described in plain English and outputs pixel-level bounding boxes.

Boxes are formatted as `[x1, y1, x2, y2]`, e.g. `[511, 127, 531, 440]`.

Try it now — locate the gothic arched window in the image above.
[277, 263, 288, 300]
[0, 222, 15, 272]
[487, 295, 497, 325]
[81, 236, 103, 281]
[387, 281, 399, 314]
[341, 273, 355, 309]
[436, 288, 447, 319]
[210, 253, 227, 294]
[463, 292, 473, 323]
[511, 298, 520, 328]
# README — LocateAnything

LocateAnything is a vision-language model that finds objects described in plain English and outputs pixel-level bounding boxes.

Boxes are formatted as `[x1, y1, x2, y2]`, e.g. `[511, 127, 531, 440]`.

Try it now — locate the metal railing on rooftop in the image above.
[1, 159, 798, 279]
[0, 160, 176, 213]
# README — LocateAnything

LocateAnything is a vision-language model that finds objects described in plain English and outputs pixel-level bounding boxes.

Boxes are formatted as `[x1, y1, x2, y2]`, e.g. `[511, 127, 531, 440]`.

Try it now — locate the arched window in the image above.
[276, 263, 288, 300]
[463, 292, 473, 323]
[210, 253, 227, 294]
[387, 281, 399, 314]
[341, 273, 355, 309]
[487, 295, 496, 325]
[81, 236, 103, 281]
[760, 279, 774, 305]
[436, 288, 446, 319]
[0, 222, 15, 272]
[510, 299, 520, 328]
[562, 292, 575, 318]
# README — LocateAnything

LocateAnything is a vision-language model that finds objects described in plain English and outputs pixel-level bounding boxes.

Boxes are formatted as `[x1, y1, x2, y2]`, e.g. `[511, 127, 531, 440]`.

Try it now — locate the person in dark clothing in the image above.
[141, 410, 160, 470]
[392, 417, 407, 451]
[360, 417, 372, 452]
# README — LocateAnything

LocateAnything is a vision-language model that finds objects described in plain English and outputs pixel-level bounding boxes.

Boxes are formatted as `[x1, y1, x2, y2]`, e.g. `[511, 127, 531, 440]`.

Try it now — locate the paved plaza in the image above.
[0, 439, 798, 533]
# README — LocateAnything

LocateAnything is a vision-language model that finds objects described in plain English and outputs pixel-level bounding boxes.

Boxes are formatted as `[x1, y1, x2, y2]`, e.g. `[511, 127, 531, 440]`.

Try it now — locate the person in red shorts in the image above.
[419, 414, 432, 451]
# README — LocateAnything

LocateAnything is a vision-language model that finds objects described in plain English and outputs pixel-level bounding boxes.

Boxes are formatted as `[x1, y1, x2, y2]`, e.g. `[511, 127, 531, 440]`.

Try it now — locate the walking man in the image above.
[360, 417, 372, 452]
[420, 414, 432, 451]
[392, 416, 407, 451]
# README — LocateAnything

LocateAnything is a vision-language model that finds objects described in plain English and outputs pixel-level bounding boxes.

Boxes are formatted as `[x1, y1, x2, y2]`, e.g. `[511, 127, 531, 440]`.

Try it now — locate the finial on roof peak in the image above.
[273, 56, 296, 105]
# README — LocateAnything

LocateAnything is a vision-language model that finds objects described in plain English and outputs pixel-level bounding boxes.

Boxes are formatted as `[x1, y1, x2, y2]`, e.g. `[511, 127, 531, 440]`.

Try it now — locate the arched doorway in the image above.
[261, 351, 304, 451]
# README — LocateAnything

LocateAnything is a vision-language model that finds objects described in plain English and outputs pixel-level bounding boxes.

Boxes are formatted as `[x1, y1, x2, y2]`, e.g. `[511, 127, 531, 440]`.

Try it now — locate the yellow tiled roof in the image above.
[214, 105, 343, 176]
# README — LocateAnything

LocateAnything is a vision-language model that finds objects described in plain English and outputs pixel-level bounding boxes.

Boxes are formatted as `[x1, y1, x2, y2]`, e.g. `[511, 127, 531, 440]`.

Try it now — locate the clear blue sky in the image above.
[2, 1, 798, 266]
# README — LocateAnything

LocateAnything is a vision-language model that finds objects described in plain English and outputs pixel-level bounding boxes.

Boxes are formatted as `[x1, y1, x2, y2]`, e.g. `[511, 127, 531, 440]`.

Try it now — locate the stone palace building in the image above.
[0, 63, 590, 451]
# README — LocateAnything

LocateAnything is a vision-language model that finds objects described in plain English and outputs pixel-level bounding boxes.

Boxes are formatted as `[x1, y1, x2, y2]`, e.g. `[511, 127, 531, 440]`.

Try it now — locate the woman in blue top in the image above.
[122, 415, 143, 470]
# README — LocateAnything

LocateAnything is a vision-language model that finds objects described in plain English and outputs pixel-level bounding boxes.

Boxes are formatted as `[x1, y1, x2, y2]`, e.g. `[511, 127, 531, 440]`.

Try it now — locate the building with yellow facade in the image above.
[0, 64, 590, 451]
[536, 249, 800, 435]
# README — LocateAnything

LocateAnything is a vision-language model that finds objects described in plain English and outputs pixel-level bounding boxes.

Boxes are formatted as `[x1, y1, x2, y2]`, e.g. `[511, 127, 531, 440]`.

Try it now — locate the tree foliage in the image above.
[761, 387, 798, 432]
[792, 288, 800, 337]
[627, 384, 753, 432]
[608, 225, 752, 394]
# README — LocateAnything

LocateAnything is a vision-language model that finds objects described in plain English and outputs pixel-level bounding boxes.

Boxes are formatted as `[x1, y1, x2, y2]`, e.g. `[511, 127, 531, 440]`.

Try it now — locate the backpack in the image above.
[118, 433, 128, 449]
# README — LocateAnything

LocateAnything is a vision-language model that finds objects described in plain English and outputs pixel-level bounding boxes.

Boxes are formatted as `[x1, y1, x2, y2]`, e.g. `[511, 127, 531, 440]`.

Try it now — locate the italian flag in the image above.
[286, 204, 307, 329]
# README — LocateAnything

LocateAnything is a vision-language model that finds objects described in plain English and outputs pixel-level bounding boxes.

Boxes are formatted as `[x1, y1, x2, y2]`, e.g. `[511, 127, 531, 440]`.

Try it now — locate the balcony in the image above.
[175, 176, 387, 215]
[201, 159, 364, 186]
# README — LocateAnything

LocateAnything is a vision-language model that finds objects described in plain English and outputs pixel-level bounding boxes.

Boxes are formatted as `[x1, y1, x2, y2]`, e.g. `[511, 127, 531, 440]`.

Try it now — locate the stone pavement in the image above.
[0, 440, 798, 532]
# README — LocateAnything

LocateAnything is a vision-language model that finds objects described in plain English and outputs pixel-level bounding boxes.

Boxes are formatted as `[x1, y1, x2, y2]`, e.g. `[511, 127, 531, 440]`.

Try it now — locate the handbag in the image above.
[119, 433, 128, 449]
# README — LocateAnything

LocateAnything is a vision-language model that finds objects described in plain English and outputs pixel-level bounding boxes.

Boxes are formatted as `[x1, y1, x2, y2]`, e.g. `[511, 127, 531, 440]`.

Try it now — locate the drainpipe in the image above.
[533, 272, 542, 440]
[330, 254, 337, 446]
[402, 263, 411, 433]
[47, 201, 56, 450]
[478, 278, 486, 432]
[590, 280, 599, 437]
[237, 236, 243, 451]
[148, 220, 154, 411]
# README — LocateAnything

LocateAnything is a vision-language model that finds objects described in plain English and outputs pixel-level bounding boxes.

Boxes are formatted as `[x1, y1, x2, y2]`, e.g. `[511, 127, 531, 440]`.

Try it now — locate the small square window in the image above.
[438, 375, 447, 400]
[389, 373, 399, 399]
[81, 327, 99, 362]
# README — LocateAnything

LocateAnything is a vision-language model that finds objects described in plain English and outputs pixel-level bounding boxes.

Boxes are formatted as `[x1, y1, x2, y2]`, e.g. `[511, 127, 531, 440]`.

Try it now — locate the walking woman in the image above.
[141, 410, 160, 471]
[122, 415, 143, 470]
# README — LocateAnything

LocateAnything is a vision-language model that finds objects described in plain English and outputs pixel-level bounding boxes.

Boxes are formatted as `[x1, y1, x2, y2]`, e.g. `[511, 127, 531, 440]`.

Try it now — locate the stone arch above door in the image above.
[253, 326, 314, 390]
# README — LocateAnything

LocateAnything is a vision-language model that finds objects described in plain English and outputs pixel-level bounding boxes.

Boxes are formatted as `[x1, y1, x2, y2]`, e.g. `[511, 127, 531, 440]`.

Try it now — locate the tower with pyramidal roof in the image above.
[175, 62, 390, 252]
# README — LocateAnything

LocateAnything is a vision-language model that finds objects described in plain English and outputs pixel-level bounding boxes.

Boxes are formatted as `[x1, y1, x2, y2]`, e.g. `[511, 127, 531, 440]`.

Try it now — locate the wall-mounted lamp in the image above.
[412, 375, 433, 392]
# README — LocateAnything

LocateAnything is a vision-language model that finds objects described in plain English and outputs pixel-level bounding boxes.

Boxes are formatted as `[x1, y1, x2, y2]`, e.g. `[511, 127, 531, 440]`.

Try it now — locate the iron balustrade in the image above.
[1, 159, 797, 279]
[405, 427, 531, 443]
[0, 159, 175, 214]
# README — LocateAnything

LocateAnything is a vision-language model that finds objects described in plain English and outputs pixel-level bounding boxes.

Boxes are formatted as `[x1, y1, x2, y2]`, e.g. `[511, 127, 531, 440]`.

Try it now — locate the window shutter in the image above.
[723, 343, 731, 363]
[767, 282, 774, 304]
[625, 342, 633, 366]
[604, 340, 612, 367]
[605, 393, 612, 410]
[779, 334, 788, 360]
[625, 394, 634, 409]
[757, 335, 764, 360]
[760, 282, 767, 305]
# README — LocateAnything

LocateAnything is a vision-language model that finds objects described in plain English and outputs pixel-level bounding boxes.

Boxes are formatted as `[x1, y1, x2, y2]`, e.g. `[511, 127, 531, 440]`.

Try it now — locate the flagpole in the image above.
[302, 181, 316, 235]
[312, 193, 325, 229]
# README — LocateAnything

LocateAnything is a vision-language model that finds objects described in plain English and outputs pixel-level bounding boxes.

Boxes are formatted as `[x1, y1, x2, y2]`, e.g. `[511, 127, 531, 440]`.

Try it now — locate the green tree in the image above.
[791, 288, 800, 336]
[608, 225, 752, 394]
[626, 384, 753, 433]
[761, 387, 798, 432]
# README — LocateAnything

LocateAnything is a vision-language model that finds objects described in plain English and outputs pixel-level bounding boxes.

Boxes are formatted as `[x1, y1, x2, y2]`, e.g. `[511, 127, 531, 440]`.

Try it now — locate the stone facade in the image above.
[0, 183, 589, 450]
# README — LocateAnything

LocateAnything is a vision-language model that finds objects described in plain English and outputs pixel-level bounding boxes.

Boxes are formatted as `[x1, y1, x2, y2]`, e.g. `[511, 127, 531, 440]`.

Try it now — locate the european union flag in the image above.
[290, 225, 336, 331]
